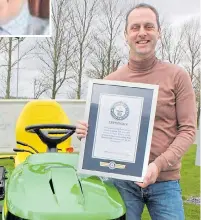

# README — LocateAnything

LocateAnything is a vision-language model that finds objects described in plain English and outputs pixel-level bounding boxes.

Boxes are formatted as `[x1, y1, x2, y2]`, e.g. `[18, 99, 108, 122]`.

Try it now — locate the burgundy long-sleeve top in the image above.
[105, 54, 197, 181]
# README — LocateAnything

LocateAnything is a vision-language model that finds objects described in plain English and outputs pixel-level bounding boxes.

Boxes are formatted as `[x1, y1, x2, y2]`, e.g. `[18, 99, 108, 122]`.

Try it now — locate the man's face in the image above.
[125, 7, 160, 60]
[0, 0, 25, 25]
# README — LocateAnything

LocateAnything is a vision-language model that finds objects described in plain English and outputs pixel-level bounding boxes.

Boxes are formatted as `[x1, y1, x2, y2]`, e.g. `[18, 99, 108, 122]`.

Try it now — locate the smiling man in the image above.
[75, 3, 197, 220]
[0, 0, 49, 35]
[125, 6, 160, 60]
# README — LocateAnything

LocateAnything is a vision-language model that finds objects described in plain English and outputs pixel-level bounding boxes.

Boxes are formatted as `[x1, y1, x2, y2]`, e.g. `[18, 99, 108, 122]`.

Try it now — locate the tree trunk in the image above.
[5, 38, 12, 99]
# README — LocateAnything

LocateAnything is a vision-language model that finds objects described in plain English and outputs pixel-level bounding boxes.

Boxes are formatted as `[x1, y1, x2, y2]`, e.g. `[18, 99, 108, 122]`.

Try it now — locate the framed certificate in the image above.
[77, 79, 159, 182]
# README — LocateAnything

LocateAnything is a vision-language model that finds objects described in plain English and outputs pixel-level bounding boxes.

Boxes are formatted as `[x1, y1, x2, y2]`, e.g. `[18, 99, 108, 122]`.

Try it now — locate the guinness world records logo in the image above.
[110, 101, 129, 120]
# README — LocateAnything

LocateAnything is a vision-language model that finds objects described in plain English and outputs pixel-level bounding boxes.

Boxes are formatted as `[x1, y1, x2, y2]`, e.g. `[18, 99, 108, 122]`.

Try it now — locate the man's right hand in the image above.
[75, 121, 88, 140]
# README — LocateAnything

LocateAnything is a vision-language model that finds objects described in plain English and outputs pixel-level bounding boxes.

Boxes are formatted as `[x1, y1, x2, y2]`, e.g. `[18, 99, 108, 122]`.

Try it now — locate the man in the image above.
[76, 3, 197, 220]
[0, 0, 49, 35]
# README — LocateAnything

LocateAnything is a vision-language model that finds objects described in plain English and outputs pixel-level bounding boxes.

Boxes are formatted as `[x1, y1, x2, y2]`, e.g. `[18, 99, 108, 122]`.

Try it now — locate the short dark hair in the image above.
[125, 3, 160, 32]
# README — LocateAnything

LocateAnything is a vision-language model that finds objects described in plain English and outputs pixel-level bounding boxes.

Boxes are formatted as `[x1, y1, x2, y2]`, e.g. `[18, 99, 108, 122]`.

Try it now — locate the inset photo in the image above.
[0, 0, 51, 37]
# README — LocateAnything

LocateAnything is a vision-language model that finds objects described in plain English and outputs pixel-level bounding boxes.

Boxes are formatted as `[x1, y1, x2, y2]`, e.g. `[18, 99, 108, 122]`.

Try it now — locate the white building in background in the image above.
[195, 112, 200, 166]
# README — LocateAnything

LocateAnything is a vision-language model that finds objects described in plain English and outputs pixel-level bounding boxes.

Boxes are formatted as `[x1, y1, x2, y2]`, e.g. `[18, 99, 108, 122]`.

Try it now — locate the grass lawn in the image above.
[0, 145, 200, 219]
[141, 144, 200, 220]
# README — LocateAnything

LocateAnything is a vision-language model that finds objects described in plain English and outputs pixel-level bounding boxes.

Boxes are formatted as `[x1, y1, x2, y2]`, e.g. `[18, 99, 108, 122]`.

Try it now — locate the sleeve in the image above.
[153, 69, 197, 172]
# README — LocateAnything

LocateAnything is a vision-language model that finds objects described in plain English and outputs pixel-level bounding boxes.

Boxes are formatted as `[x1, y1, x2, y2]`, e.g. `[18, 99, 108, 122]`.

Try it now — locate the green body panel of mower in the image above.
[2, 153, 126, 220]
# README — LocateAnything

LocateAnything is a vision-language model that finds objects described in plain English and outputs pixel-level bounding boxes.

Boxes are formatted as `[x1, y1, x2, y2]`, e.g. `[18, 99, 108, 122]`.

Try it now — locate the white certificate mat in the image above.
[92, 94, 144, 163]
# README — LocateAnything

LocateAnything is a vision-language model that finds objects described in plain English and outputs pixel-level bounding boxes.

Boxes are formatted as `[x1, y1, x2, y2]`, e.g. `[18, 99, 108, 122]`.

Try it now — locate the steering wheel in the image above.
[25, 124, 76, 152]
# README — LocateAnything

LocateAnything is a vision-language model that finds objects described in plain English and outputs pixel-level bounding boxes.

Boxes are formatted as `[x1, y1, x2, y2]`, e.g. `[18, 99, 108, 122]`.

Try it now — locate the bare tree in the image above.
[70, 0, 99, 99]
[181, 18, 200, 80]
[36, 0, 76, 99]
[33, 78, 49, 99]
[157, 23, 186, 64]
[87, 38, 122, 79]
[0, 37, 34, 99]
[181, 18, 200, 126]
[0, 38, 4, 52]
[66, 90, 77, 99]
[87, 0, 125, 79]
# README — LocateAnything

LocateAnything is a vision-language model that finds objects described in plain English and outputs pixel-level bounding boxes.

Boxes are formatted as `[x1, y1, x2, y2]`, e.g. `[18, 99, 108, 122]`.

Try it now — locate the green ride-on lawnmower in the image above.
[0, 100, 126, 220]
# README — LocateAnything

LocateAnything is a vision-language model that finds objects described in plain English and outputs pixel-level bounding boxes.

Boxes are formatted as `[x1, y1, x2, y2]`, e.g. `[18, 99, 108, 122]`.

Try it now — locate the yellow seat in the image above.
[15, 100, 73, 167]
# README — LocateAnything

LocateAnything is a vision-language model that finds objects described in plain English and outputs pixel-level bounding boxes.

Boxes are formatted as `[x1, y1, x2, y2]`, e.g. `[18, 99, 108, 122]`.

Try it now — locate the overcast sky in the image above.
[131, 0, 200, 23]
[2, 0, 200, 98]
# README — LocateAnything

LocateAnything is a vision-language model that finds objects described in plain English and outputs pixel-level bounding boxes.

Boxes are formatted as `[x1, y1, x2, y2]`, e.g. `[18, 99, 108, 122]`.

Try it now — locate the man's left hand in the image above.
[135, 162, 159, 188]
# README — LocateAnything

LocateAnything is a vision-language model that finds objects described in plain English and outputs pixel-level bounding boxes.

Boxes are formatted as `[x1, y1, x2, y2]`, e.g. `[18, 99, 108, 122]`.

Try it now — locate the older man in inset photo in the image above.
[0, 0, 50, 35]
